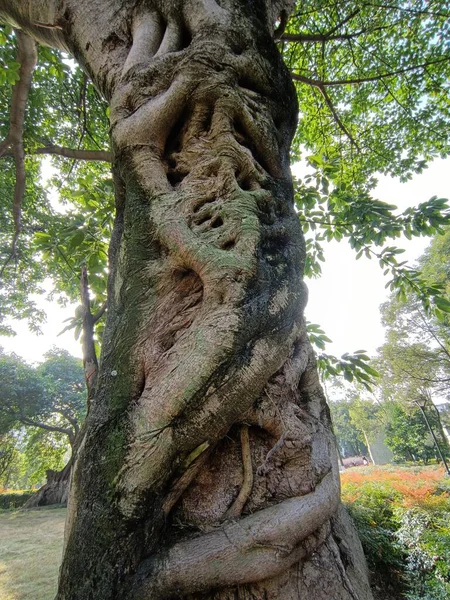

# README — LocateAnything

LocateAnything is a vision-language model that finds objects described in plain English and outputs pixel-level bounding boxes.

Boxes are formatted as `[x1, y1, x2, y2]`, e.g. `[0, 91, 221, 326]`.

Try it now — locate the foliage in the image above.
[0, 347, 85, 443]
[0, 347, 85, 487]
[384, 402, 448, 464]
[0, 489, 35, 509]
[285, 1, 450, 183]
[0, 433, 19, 486]
[375, 227, 450, 468]
[307, 323, 379, 388]
[342, 466, 450, 599]
[0, 25, 111, 336]
[327, 395, 367, 458]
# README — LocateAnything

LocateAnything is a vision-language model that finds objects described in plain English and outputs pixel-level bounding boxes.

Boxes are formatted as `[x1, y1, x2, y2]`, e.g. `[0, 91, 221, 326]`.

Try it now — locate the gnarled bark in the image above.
[0, 1, 373, 599]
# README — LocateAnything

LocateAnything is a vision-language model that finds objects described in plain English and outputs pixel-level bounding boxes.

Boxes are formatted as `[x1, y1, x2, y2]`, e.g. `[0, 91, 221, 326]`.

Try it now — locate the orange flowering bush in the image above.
[341, 465, 450, 599]
[341, 465, 448, 509]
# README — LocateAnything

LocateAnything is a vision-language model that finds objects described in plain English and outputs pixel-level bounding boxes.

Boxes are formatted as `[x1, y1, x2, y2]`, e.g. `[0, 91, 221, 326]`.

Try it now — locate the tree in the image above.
[328, 397, 368, 458]
[0, 2, 377, 598]
[376, 227, 450, 468]
[0, 347, 86, 500]
[384, 400, 448, 464]
[0, 347, 85, 449]
[2, 1, 450, 599]
[0, 432, 19, 487]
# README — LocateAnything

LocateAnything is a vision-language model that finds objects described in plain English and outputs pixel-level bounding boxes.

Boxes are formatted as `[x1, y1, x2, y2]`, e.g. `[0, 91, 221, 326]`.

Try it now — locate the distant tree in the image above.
[0, 347, 85, 449]
[329, 398, 367, 458]
[0, 347, 85, 498]
[376, 227, 450, 467]
[384, 401, 446, 464]
[0, 432, 18, 487]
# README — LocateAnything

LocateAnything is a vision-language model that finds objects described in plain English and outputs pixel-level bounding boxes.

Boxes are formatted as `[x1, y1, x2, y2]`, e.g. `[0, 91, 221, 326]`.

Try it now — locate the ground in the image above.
[0, 507, 65, 600]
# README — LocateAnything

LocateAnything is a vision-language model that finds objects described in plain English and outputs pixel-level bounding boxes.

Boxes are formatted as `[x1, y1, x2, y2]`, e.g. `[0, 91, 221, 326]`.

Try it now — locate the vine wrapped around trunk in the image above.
[0, 1, 373, 599]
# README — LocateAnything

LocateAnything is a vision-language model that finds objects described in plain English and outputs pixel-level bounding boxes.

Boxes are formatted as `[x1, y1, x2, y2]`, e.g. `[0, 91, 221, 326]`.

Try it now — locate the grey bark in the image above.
[0, 1, 373, 599]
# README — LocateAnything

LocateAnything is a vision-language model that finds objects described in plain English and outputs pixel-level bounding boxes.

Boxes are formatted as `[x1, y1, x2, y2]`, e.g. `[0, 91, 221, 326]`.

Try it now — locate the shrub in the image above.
[342, 466, 450, 599]
[0, 490, 35, 509]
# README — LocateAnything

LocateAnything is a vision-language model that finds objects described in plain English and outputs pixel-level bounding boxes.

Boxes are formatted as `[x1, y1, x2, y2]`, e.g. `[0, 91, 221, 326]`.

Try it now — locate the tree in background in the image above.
[328, 396, 368, 459]
[383, 400, 446, 464]
[1, 1, 450, 598]
[0, 347, 85, 497]
[376, 226, 450, 466]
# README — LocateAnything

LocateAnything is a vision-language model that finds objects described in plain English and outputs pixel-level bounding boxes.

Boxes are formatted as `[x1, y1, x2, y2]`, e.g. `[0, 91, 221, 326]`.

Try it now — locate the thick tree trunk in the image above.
[1, 1, 373, 598]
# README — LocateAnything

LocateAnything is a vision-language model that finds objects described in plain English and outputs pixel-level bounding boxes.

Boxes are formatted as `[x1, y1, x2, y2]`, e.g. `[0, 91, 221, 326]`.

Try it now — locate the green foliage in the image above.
[285, 1, 450, 182]
[0, 433, 19, 486]
[21, 428, 68, 486]
[296, 164, 450, 323]
[0, 27, 110, 334]
[0, 347, 85, 440]
[0, 490, 35, 509]
[345, 484, 405, 588]
[327, 394, 367, 457]
[0, 349, 46, 434]
[384, 402, 447, 464]
[307, 322, 379, 388]
[396, 509, 450, 600]
[376, 227, 450, 459]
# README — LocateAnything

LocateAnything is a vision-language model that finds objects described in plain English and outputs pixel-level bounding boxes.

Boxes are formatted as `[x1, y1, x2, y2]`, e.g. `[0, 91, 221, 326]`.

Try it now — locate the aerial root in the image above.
[224, 425, 253, 519]
[134, 469, 340, 599]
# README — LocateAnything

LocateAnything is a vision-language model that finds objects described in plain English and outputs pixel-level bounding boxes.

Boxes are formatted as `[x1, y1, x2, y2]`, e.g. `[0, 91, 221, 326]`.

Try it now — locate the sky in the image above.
[1, 158, 449, 364]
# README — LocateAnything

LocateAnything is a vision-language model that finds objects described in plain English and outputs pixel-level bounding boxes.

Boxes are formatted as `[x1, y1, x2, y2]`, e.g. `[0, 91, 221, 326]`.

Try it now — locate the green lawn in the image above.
[0, 507, 66, 600]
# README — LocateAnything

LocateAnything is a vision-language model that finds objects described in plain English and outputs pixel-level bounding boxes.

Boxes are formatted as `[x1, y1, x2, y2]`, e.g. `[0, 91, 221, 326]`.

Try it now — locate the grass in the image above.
[0, 507, 66, 600]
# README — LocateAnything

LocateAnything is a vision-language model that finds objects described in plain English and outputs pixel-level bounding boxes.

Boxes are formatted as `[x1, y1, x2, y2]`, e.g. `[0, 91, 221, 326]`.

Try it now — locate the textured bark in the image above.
[0, 1, 373, 599]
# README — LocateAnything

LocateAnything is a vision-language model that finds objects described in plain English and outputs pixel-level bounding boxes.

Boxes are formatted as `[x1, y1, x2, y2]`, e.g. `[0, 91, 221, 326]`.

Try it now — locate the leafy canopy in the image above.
[0, 347, 86, 444]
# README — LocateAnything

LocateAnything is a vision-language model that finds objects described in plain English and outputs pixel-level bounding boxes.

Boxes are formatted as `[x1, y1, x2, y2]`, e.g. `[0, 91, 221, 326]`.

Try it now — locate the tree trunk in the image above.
[1, 1, 373, 598]
[24, 461, 71, 508]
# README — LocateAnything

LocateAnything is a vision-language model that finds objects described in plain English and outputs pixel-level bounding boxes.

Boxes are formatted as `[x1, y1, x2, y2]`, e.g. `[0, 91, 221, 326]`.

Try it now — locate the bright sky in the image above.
[1, 158, 449, 363]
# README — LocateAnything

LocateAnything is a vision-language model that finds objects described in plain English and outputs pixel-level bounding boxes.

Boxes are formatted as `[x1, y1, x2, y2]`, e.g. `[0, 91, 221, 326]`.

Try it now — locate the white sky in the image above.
[1, 158, 449, 364]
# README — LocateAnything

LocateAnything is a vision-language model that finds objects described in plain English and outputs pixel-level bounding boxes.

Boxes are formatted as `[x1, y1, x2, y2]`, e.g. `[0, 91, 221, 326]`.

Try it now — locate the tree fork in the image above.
[0, 1, 373, 599]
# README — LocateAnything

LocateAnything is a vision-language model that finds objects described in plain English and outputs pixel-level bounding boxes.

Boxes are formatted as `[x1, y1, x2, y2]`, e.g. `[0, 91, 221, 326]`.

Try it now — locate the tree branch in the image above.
[297, 78, 359, 149]
[20, 416, 74, 440]
[0, 30, 37, 276]
[291, 56, 450, 88]
[92, 301, 108, 323]
[0, 144, 111, 161]
[55, 408, 80, 434]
